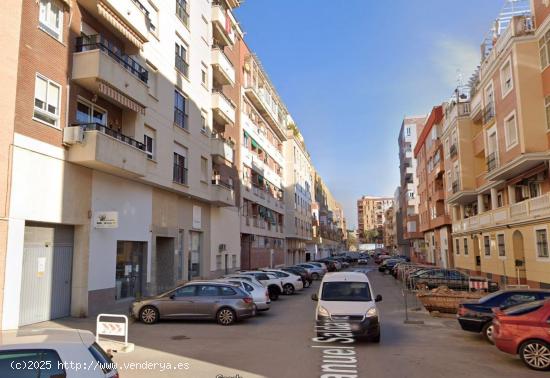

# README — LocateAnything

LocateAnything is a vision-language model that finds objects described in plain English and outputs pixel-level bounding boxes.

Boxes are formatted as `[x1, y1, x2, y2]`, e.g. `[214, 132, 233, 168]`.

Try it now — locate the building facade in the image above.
[383, 206, 395, 251]
[357, 196, 393, 244]
[415, 105, 453, 268]
[398, 116, 426, 260]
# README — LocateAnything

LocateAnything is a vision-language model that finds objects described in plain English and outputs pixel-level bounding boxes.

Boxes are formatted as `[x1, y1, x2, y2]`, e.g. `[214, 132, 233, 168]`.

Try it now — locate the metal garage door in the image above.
[19, 224, 74, 326]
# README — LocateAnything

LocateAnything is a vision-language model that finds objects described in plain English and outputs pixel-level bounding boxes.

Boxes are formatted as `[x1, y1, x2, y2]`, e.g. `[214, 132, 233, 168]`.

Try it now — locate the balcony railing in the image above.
[175, 55, 189, 78]
[72, 122, 145, 150]
[482, 105, 495, 124]
[449, 144, 457, 157]
[212, 176, 233, 190]
[176, 0, 189, 27]
[452, 180, 460, 194]
[174, 108, 188, 130]
[486, 152, 499, 172]
[173, 163, 188, 185]
[76, 35, 148, 83]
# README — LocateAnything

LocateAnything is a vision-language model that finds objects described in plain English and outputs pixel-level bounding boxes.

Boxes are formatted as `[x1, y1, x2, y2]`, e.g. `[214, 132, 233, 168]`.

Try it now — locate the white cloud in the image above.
[431, 37, 480, 88]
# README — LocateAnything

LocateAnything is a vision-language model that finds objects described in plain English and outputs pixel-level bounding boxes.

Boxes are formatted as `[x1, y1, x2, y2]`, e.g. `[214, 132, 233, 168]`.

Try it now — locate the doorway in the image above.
[115, 241, 147, 300]
[473, 236, 481, 274]
[512, 230, 526, 284]
[156, 237, 175, 293]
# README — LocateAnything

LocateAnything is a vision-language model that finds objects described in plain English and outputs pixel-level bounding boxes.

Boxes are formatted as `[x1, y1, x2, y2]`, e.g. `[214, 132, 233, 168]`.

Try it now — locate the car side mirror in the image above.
[311, 293, 318, 301]
[375, 294, 383, 302]
[169, 294, 176, 300]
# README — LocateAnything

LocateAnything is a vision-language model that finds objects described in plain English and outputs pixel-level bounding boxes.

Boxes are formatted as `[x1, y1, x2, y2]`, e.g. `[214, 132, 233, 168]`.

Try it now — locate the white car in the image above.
[218, 278, 271, 311]
[238, 271, 284, 301]
[262, 269, 304, 295]
[224, 274, 264, 288]
[312, 272, 383, 343]
[0, 328, 119, 377]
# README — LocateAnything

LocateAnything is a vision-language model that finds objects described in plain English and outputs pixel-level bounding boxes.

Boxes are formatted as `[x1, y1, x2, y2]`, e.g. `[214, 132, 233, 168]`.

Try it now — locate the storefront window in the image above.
[188, 231, 201, 280]
[115, 241, 147, 300]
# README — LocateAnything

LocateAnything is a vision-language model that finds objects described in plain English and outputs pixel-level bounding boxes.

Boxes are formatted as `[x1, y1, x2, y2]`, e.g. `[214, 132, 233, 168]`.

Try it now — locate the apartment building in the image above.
[307, 173, 344, 259]
[283, 122, 313, 265]
[448, 1, 550, 288]
[238, 45, 288, 269]
[357, 196, 393, 243]
[0, 0, 244, 329]
[383, 206, 395, 251]
[415, 105, 453, 268]
[398, 116, 426, 261]
[393, 186, 408, 255]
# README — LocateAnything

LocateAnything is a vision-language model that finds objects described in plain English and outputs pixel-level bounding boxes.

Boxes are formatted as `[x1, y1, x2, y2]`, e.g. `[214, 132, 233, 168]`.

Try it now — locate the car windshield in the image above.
[321, 281, 372, 302]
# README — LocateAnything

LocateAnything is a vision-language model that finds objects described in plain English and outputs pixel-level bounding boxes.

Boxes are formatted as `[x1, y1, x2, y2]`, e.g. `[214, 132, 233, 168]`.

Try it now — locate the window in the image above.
[173, 152, 187, 184]
[34, 74, 61, 127]
[484, 235, 491, 256]
[201, 157, 208, 182]
[500, 59, 513, 97]
[454, 238, 460, 255]
[536, 229, 549, 258]
[463, 238, 468, 255]
[504, 113, 518, 149]
[501, 293, 537, 308]
[39, 0, 63, 40]
[545, 96, 550, 130]
[146, 62, 158, 98]
[148, 2, 158, 36]
[200, 110, 207, 133]
[201, 63, 208, 87]
[406, 127, 411, 136]
[197, 285, 219, 297]
[144, 127, 155, 159]
[75, 99, 106, 125]
[0, 349, 66, 377]
[176, 0, 189, 27]
[175, 41, 189, 77]
[174, 90, 187, 129]
[497, 234, 505, 257]
[539, 30, 550, 70]
[174, 285, 196, 297]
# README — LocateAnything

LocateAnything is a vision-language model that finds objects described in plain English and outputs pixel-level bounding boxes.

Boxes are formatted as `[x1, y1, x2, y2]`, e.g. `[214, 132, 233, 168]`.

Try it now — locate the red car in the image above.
[492, 300, 550, 371]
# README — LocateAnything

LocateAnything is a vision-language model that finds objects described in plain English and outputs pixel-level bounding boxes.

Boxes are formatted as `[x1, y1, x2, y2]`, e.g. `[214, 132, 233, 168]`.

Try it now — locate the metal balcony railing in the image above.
[173, 163, 188, 185]
[75, 35, 148, 83]
[486, 152, 499, 172]
[72, 122, 145, 150]
[483, 105, 495, 124]
[174, 108, 188, 130]
[175, 54, 189, 78]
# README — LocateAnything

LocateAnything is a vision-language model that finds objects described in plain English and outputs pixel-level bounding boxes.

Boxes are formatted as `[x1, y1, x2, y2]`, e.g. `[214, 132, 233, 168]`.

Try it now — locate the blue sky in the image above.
[235, 0, 504, 228]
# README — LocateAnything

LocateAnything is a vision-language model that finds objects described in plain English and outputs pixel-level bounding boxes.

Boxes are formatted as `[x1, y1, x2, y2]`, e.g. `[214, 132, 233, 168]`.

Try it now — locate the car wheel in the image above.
[268, 287, 279, 301]
[482, 322, 495, 344]
[371, 332, 381, 343]
[311, 273, 320, 280]
[283, 284, 295, 295]
[304, 281, 310, 288]
[140, 306, 159, 324]
[519, 340, 550, 371]
[216, 308, 236, 326]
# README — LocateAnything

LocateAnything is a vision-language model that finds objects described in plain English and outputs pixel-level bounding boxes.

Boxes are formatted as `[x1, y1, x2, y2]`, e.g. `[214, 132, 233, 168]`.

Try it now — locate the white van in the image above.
[312, 271, 382, 342]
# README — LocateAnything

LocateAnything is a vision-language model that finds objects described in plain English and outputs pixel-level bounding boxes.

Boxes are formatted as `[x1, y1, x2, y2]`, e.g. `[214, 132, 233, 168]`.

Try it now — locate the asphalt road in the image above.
[33, 264, 543, 378]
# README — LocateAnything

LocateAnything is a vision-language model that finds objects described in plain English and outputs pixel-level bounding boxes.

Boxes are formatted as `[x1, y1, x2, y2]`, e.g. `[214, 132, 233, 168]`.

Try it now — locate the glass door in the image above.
[116, 241, 147, 300]
[188, 231, 201, 280]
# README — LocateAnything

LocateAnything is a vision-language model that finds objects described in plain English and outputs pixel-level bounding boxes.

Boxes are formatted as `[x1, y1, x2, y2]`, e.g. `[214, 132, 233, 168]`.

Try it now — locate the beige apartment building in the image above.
[283, 122, 313, 265]
[398, 116, 426, 260]
[383, 206, 395, 251]
[448, 2, 550, 288]
[357, 196, 393, 244]
[0, 0, 244, 329]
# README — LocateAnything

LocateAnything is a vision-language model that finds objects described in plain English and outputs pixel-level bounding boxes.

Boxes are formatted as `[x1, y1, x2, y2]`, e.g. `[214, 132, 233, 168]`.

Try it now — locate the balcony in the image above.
[432, 188, 445, 202]
[470, 91, 482, 122]
[78, 0, 151, 49]
[453, 193, 550, 234]
[443, 101, 470, 131]
[486, 153, 550, 182]
[72, 35, 148, 111]
[211, 136, 235, 164]
[64, 123, 147, 177]
[211, 46, 235, 86]
[486, 152, 499, 172]
[211, 2, 235, 47]
[473, 131, 485, 156]
[211, 179, 235, 207]
[212, 90, 236, 125]
[482, 105, 495, 125]
[244, 84, 286, 139]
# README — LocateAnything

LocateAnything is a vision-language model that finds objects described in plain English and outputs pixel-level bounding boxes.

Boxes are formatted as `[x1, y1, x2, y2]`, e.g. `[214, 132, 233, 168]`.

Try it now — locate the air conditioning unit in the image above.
[218, 243, 227, 253]
[63, 126, 84, 145]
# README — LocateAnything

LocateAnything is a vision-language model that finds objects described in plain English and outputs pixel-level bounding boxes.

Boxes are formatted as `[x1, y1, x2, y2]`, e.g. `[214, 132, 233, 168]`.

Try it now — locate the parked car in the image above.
[218, 278, 270, 311]
[374, 255, 390, 264]
[357, 255, 369, 265]
[309, 261, 330, 272]
[457, 289, 550, 343]
[261, 269, 304, 295]
[132, 281, 255, 325]
[409, 268, 499, 292]
[223, 274, 264, 288]
[238, 271, 284, 300]
[317, 259, 339, 272]
[378, 258, 404, 273]
[312, 271, 383, 342]
[492, 300, 550, 371]
[296, 263, 326, 280]
[0, 328, 118, 377]
[282, 266, 312, 288]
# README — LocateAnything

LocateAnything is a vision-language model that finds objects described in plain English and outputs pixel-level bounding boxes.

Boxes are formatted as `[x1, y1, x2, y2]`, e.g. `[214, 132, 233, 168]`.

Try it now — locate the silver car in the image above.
[131, 281, 256, 326]
[218, 278, 271, 311]
[296, 263, 326, 280]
